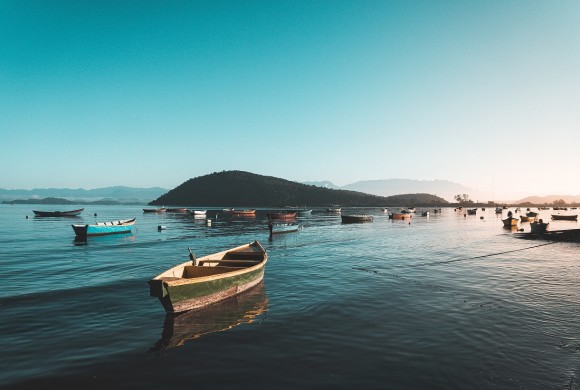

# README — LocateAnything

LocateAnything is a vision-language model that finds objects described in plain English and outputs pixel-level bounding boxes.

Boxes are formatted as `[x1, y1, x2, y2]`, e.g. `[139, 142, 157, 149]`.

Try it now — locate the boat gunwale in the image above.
[152, 241, 267, 287]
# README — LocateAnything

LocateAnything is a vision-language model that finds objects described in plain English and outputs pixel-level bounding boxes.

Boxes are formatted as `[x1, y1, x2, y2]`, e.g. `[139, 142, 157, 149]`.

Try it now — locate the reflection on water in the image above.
[149, 282, 268, 351]
[73, 232, 135, 246]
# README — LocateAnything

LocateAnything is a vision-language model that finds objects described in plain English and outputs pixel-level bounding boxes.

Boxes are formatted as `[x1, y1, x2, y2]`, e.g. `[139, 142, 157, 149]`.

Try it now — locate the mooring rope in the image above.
[357, 241, 558, 270]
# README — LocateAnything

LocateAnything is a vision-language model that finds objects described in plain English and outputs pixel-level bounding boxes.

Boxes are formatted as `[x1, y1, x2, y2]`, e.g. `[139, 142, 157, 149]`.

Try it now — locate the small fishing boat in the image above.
[148, 241, 268, 314]
[381, 208, 389, 213]
[326, 206, 341, 213]
[515, 228, 580, 242]
[495, 207, 503, 213]
[166, 208, 189, 213]
[530, 220, 549, 233]
[71, 218, 136, 237]
[502, 217, 518, 227]
[466, 208, 477, 215]
[551, 214, 578, 221]
[421, 211, 430, 217]
[341, 214, 373, 224]
[526, 211, 539, 218]
[32, 208, 84, 217]
[284, 206, 312, 215]
[268, 222, 300, 235]
[143, 208, 166, 213]
[191, 210, 207, 216]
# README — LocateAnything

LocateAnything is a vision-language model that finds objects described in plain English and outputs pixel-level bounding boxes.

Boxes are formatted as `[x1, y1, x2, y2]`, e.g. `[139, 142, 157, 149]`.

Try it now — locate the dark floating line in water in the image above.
[386, 241, 558, 269]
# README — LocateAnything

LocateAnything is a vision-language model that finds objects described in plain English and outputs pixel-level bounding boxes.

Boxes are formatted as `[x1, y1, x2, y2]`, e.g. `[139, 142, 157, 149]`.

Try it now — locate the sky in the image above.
[1, 0, 580, 200]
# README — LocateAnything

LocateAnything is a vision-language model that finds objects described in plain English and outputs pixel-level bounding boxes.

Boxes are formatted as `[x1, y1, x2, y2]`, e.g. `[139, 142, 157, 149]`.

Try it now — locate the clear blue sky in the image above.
[2, 0, 579, 199]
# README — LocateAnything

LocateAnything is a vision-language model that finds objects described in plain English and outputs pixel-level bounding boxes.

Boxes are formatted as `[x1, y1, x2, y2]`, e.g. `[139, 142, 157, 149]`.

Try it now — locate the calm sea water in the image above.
[1, 204, 579, 389]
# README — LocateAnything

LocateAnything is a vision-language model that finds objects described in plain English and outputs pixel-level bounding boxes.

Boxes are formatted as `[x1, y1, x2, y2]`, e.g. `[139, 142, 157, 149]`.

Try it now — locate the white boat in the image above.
[191, 210, 207, 216]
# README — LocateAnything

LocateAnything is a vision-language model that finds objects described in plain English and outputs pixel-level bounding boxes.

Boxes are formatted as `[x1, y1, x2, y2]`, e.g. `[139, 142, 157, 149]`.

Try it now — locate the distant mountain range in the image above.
[303, 179, 487, 203]
[516, 195, 580, 204]
[0, 186, 168, 204]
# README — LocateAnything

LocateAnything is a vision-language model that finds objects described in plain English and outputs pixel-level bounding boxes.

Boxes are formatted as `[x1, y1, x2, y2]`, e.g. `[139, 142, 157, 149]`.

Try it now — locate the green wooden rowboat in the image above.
[149, 241, 268, 314]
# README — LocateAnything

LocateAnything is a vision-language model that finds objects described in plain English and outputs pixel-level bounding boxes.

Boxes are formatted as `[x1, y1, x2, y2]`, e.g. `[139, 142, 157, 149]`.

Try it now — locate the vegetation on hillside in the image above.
[150, 171, 450, 207]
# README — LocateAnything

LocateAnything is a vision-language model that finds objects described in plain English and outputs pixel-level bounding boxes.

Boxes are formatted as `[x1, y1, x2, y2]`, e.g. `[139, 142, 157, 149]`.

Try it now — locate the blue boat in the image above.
[72, 218, 136, 237]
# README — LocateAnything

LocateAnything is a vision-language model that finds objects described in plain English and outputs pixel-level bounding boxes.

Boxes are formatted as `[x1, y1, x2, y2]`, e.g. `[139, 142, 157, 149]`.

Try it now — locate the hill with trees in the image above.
[150, 171, 449, 207]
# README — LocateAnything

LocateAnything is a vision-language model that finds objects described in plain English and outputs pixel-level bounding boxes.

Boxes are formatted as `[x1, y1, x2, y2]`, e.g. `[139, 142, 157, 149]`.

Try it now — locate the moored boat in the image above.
[166, 208, 189, 213]
[32, 208, 84, 217]
[326, 206, 341, 213]
[526, 211, 539, 218]
[530, 220, 549, 233]
[148, 241, 268, 314]
[502, 217, 518, 227]
[268, 222, 300, 235]
[143, 208, 166, 213]
[341, 214, 373, 224]
[466, 208, 477, 215]
[551, 214, 578, 221]
[191, 210, 207, 216]
[71, 218, 136, 237]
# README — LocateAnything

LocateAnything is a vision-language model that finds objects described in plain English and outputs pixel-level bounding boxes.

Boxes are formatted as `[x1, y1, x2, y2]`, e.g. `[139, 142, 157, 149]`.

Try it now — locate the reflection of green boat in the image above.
[149, 241, 268, 313]
[149, 282, 268, 351]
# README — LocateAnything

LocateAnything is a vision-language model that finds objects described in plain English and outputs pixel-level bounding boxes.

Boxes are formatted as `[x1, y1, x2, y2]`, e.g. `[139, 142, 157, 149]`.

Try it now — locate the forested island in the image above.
[149, 171, 449, 207]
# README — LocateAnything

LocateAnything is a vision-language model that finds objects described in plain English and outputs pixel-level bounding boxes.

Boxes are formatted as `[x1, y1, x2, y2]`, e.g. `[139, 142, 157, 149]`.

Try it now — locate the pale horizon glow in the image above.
[2, 1, 580, 201]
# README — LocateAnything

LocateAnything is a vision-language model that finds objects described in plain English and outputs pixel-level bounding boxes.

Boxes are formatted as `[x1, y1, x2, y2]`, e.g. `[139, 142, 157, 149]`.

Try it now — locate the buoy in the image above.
[158, 225, 166, 231]
[480, 216, 484, 220]
[25, 215, 29, 219]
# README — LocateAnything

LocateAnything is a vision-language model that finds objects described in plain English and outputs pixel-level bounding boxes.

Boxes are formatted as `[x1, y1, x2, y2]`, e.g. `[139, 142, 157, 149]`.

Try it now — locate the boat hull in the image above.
[155, 267, 266, 313]
[341, 215, 373, 223]
[33, 208, 84, 217]
[72, 218, 135, 237]
[551, 214, 578, 221]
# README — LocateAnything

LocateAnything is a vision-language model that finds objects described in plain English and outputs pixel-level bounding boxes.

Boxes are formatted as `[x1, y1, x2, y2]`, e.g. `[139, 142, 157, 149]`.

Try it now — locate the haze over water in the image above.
[1, 204, 579, 389]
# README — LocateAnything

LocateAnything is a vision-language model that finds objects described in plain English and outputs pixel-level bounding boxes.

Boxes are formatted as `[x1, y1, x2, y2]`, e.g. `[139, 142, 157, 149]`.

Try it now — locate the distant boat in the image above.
[148, 241, 268, 313]
[551, 214, 578, 221]
[466, 208, 477, 215]
[71, 218, 136, 237]
[268, 222, 300, 235]
[495, 207, 503, 213]
[421, 211, 430, 217]
[143, 208, 166, 213]
[32, 208, 84, 217]
[526, 211, 539, 218]
[341, 214, 373, 224]
[166, 208, 189, 213]
[191, 210, 207, 216]
[326, 206, 341, 213]
[502, 217, 518, 227]
[381, 208, 389, 213]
